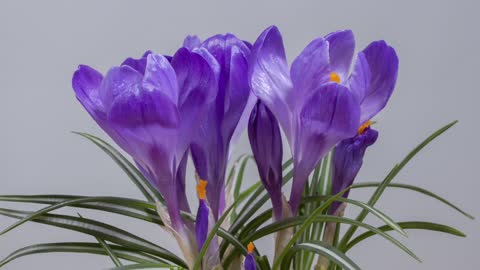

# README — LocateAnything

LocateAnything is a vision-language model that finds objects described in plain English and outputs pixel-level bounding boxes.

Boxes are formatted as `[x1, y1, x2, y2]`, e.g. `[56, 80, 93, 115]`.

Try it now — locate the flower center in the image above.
[330, 72, 341, 83]
[196, 179, 207, 200]
[358, 120, 372, 134]
[247, 242, 255, 254]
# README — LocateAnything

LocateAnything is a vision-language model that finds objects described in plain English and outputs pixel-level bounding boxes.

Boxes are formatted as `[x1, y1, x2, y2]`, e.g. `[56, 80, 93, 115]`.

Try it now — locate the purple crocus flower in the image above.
[185, 34, 254, 219]
[330, 124, 378, 214]
[248, 101, 284, 220]
[244, 242, 257, 270]
[249, 26, 362, 214]
[72, 48, 218, 260]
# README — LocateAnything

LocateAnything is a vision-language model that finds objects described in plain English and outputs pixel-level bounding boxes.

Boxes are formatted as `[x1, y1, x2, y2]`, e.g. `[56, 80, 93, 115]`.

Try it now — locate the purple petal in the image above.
[244, 254, 256, 270]
[99, 65, 143, 111]
[176, 152, 191, 214]
[290, 37, 330, 100]
[248, 101, 283, 220]
[222, 44, 251, 141]
[190, 34, 251, 219]
[289, 83, 360, 213]
[142, 54, 179, 105]
[107, 81, 179, 127]
[331, 127, 378, 214]
[183, 35, 201, 50]
[358, 40, 399, 123]
[72, 65, 105, 120]
[325, 30, 355, 80]
[121, 51, 152, 74]
[230, 91, 257, 145]
[195, 199, 209, 252]
[347, 52, 371, 104]
[249, 26, 294, 142]
[171, 47, 219, 156]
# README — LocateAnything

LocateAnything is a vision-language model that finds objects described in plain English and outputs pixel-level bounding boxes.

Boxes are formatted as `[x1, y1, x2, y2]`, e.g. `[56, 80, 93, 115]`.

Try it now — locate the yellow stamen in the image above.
[329, 72, 341, 83]
[358, 120, 372, 134]
[247, 242, 255, 254]
[196, 179, 208, 200]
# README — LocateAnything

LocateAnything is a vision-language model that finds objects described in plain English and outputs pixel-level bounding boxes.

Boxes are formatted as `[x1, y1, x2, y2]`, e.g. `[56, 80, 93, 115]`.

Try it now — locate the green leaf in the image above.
[74, 132, 163, 203]
[97, 237, 123, 266]
[344, 221, 466, 252]
[233, 155, 253, 200]
[0, 195, 246, 260]
[282, 240, 360, 270]
[303, 196, 407, 236]
[107, 262, 178, 270]
[0, 196, 158, 236]
[0, 242, 162, 268]
[272, 187, 359, 269]
[230, 155, 253, 220]
[339, 120, 458, 250]
[229, 161, 293, 235]
[351, 182, 474, 219]
[222, 193, 408, 269]
[0, 207, 186, 267]
[245, 215, 418, 263]
[256, 255, 272, 270]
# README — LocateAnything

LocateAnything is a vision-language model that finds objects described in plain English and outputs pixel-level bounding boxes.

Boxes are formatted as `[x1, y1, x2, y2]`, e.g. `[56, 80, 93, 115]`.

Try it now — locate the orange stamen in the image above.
[329, 72, 341, 83]
[247, 242, 255, 254]
[196, 179, 208, 200]
[358, 120, 372, 134]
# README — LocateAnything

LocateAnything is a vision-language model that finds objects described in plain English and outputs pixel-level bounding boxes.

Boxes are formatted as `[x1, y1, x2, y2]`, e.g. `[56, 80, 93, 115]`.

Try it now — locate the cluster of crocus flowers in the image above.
[72, 25, 397, 269]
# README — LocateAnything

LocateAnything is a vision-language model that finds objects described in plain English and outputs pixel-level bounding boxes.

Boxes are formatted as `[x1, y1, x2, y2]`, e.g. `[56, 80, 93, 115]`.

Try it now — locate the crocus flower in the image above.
[330, 123, 379, 214]
[244, 242, 257, 270]
[185, 33, 254, 219]
[72, 48, 218, 268]
[249, 26, 361, 213]
[248, 101, 284, 220]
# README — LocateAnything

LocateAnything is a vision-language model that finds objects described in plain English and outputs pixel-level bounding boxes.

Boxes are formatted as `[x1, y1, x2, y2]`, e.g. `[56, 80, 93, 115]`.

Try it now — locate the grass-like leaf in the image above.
[344, 221, 466, 252]
[339, 120, 458, 250]
[0, 242, 162, 268]
[351, 182, 474, 219]
[74, 132, 163, 203]
[282, 240, 360, 270]
[107, 262, 178, 269]
[0, 207, 186, 267]
[245, 215, 418, 263]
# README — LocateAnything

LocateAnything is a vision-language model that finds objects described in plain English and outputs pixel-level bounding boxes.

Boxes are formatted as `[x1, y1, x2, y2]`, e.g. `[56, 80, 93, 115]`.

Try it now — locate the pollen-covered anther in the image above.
[247, 242, 255, 254]
[358, 120, 372, 134]
[196, 179, 208, 200]
[329, 72, 341, 83]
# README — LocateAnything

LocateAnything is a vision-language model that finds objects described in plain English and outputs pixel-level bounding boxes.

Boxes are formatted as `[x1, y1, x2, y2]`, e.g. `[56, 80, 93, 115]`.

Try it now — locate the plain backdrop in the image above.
[1, 0, 479, 269]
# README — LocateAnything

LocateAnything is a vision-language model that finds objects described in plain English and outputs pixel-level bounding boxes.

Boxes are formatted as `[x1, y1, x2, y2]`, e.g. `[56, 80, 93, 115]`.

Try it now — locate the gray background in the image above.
[1, 0, 479, 269]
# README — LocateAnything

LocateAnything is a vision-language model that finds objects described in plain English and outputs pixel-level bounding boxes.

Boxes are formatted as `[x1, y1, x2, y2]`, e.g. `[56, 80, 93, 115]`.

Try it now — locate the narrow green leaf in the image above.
[0, 207, 186, 267]
[272, 187, 352, 269]
[245, 215, 418, 262]
[0, 195, 246, 260]
[344, 221, 466, 252]
[282, 241, 360, 270]
[351, 182, 474, 219]
[303, 196, 407, 236]
[339, 120, 458, 249]
[107, 262, 177, 270]
[0, 196, 158, 236]
[74, 132, 163, 203]
[0, 242, 161, 268]
[97, 237, 123, 266]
